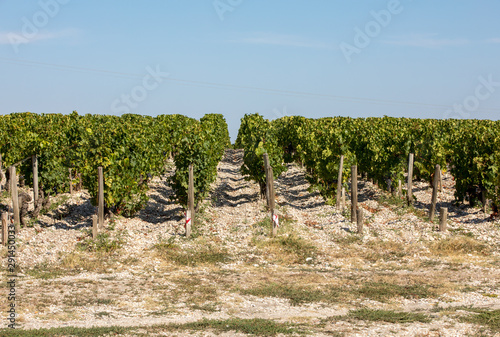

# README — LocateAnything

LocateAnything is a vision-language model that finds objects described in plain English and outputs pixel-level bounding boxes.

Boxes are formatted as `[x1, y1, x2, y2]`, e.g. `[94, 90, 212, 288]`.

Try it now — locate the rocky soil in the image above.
[1, 149, 499, 336]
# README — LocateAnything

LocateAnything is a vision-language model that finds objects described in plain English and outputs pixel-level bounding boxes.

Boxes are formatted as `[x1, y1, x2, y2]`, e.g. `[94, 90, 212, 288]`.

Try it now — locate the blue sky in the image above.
[1, 1, 500, 141]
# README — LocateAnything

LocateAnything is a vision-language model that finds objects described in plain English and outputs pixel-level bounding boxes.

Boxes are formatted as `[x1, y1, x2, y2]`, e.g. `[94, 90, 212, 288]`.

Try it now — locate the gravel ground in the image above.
[1, 149, 499, 336]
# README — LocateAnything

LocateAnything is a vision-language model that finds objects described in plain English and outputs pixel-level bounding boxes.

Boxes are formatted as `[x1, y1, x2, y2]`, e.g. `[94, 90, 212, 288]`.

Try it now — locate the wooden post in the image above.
[407, 153, 414, 206]
[356, 208, 363, 234]
[336, 155, 344, 209]
[439, 207, 448, 232]
[98, 167, 104, 228]
[32, 155, 38, 203]
[263, 152, 277, 235]
[268, 166, 277, 237]
[351, 165, 358, 223]
[78, 172, 82, 191]
[92, 214, 98, 239]
[187, 164, 194, 237]
[481, 190, 488, 213]
[10, 166, 20, 233]
[1, 212, 7, 246]
[263, 153, 271, 207]
[341, 186, 346, 211]
[398, 179, 402, 198]
[429, 164, 440, 221]
[438, 168, 443, 192]
[69, 168, 73, 194]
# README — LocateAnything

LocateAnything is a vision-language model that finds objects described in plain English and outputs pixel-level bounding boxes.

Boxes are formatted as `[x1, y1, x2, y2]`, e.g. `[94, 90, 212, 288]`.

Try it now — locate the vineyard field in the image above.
[0, 114, 499, 336]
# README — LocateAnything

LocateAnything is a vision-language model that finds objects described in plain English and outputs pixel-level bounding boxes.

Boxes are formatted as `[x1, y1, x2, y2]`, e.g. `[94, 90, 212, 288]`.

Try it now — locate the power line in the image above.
[1, 56, 500, 113]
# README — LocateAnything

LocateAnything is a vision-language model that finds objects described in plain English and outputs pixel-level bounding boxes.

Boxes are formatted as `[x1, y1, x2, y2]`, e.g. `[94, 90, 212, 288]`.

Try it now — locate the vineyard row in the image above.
[235, 114, 500, 212]
[0, 112, 230, 226]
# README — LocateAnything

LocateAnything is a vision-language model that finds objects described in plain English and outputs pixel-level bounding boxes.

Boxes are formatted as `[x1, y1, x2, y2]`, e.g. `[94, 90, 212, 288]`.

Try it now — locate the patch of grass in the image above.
[429, 236, 490, 256]
[252, 211, 295, 236]
[333, 233, 363, 245]
[341, 207, 351, 219]
[252, 232, 318, 264]
[346, 308, 431, 323]
[354, 282, 436, 302]
[41, 195, 70, 216]
[274, 233, 317, 260]
[63, 294, 114, 307]
[378, 194, 428, 219]
[462, 309, 500, 333]
[175, 318, 305, 336]
[448, 228, 475, 238]
[0, 317, 307, 337]
[378, 193, 407, 209]
[25, 262, 69, 280]
[242, 278, 438, 305]
[106, 215, 119, 231]
[154, 240, 229, 266]
[121, 256, 140, 266]
[190, 303, 220, 312]
[0, 326, 130, 336]
[277, 210, 297, 226]
[252, 217, 273, 235]
[27, 217, 38, 227]
[0, 189, 9, 201]
[240, 282, 341, 305]
[363, 240, 408, 262]
[321, 331, 345, 337]
[26, 252, 114, 279]
[460, 232, 474, 238]
[419, 259, 442, 268]
[332, 236, 422, 263]
[460, 285, 481, 293]
[59, 251, 114, 273]
[172, 276, 219, 305]
[77, 232, 125, 254]
[94, 311, 113, 318]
